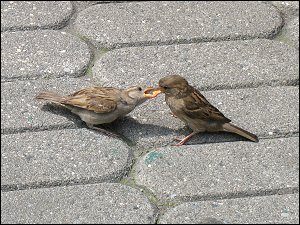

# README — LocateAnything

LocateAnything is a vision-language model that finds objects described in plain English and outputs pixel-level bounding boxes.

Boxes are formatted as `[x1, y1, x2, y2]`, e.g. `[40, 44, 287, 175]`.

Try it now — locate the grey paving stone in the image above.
[113, 86, 299, 149]
[1, 78, 94, 134]
[1, 30, 91, 81]
[1, 183, 157, 224]
[1, 1, 73, 32]
[92, 39, 299, 90]
[1, 129, 132, 191]
[134, 137, 299, 201]
[271, 1, 299, 19]
[74, 1, 130, 10]
[159, 193, 299, 224]
[74, 1, 282, 48]
[283, 17, 299, 48]
[2, 79, 298, 147]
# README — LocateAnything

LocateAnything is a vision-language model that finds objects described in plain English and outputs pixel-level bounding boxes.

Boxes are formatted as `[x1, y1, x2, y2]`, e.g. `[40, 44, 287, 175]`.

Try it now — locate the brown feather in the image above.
[159, 75, 258, 144]
[62, 87, 119, 113]
[35, 91, 66, 103]
[223, 123, 259, 142]
[182, 88, 231, 123]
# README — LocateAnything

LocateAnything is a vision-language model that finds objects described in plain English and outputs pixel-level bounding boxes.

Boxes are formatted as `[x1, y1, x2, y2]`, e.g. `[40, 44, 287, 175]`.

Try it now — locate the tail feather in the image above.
[223, 123, 258, 142]
[35, 91, 66, 104]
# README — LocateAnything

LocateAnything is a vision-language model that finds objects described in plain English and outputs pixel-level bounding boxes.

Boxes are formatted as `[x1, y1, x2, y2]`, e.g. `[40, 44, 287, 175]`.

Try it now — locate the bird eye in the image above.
[138, 87, 142, 91]
[163, 85, 168, 89]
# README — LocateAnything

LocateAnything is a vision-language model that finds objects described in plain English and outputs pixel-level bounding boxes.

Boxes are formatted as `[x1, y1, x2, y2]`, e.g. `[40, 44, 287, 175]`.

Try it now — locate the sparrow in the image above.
[156, 75, 258, 146]
[35, 86, 160, 136]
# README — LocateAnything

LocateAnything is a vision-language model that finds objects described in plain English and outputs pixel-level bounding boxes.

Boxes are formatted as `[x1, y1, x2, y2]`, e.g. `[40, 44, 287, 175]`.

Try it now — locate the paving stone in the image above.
[134, 138, 299, 201]
[159, 193, 299, 224]
[2, 79, 298, 147]
[113, 86, 299, 149]
[74, 1, 129, 10]
[1, 1, 73, 32]
[1, 78, 94, 134]
[271, 1, 299, 19]
[1, 30, 91, 81]
[1, 129, 132, 191]
[282, 17, 299, 48]
[1, 183, 157, 224]
[74, 1, 282, 48]
[92, 39, 299, 90]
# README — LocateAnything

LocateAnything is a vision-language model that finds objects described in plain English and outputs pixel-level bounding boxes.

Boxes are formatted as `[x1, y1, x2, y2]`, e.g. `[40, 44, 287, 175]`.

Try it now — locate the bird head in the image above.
[125, 86, 161, 106]
[158, 75, 189, 97]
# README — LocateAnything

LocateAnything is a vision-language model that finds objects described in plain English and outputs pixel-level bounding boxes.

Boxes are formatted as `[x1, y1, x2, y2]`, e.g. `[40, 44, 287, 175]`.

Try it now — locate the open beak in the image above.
[143, 87, 162, 99]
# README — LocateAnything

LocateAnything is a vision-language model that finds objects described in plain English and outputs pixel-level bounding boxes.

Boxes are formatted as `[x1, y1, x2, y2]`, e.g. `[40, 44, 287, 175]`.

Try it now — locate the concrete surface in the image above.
[1, 1, 73, 31]
[135, 138, 299, 201]
[1, 77, 93, 134]
[1, 1, 299, 224]
[2, 129, 132, 191]
[1, 30, 90, 81]
[159, 193, 299, 224]
[1, 183, 157, 224]
[92, 39, 299, 90]
[74, 1, 282, 48]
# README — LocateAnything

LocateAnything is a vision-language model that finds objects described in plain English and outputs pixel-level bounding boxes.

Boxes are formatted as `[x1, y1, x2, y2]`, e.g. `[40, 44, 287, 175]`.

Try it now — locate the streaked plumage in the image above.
[158, 75, 258, 145]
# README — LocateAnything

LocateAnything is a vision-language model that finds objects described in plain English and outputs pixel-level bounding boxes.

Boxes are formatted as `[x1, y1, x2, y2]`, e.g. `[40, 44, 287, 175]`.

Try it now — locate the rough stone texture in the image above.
[1, 77, 95, 134]
[282, 17, 299, 48]
[1, 183, 157, 224]
[74, 1, 282, 48]
[93, 39, 299, 90]
[113, 86, 299, 149]
[159, 193, 299, 224]
[1, 1, 73, 32]
[1, 129, 132, 191]
[2, 80, 298, 147]
[135, 137, 299, 201]
[1, 30, 91, 81]
[135, 138, 299, 200]
[74, 1, 130, 10]
[271, 1, 299, 19]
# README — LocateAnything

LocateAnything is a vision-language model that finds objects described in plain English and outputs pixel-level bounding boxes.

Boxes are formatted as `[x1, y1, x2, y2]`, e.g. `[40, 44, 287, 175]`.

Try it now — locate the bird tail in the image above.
[35, 91, 66, 104]
[223, 123, 258, 142]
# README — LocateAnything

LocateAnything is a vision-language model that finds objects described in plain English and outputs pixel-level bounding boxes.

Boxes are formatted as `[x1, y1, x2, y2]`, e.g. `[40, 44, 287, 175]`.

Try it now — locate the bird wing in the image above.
[182, 88, 231, 123]
[62, 87, 119, 113]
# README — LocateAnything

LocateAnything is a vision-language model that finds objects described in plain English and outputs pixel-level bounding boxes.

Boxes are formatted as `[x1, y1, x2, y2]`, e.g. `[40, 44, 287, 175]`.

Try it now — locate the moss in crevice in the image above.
[119, 163, 181, 211]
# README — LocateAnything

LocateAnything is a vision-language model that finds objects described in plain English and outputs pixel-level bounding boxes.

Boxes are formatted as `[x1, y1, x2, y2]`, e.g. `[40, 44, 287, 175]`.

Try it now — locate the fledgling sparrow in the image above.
[155, 75, 258, 146]
[35, 86, 160, 136]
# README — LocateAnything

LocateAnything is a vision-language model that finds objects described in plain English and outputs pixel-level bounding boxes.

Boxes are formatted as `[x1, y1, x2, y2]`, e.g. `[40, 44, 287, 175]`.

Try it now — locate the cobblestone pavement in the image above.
[1, 1, 299, 224]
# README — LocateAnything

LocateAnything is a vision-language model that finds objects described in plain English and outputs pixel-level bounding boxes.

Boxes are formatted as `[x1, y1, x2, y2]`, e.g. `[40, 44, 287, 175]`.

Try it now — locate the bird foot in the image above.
[171, 137, 186, 146]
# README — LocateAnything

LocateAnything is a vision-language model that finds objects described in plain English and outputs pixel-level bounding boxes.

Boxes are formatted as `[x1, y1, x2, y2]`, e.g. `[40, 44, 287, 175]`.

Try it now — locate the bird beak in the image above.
[143, 87, 162, 99]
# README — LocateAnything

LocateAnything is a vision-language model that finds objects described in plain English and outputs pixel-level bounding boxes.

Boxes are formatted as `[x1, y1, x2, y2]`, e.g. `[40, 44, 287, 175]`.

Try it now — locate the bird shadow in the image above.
[40, 103, 176, 141]
[40, 103, 254, 146]
[110, 116, 251, 146]
[40, 103, 86, 128]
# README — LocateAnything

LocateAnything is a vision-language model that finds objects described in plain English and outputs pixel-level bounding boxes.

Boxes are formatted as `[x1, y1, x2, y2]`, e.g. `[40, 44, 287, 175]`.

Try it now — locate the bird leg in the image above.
[174, 131, 198, 146]
[86, 123, 119, 138]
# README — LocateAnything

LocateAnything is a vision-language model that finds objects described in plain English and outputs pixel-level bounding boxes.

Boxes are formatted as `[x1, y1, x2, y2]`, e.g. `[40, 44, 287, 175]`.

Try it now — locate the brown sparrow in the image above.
[155, 75, 258, 146]
[35, 86, 160, 135]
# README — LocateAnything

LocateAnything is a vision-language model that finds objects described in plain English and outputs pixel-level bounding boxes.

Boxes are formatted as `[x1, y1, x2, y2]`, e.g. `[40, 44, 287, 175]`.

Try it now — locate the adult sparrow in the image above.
[156, 75, 258, 146]
[35, 86, 160, 135]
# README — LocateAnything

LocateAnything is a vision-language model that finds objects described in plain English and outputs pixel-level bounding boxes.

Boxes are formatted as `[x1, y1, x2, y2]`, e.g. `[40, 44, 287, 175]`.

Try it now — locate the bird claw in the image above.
[172, 137, 186, 146]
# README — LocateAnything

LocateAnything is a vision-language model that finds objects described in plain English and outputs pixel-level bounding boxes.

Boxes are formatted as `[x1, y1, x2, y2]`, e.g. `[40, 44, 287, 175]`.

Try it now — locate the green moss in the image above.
[273, 33, 293, 46]
[120, 177, 180, 210]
